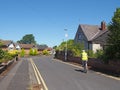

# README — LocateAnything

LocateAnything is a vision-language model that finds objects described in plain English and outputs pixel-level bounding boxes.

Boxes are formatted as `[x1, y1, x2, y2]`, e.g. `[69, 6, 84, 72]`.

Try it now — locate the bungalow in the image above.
[0, 40, 15, 51]
[19, 44, 36, 54]
[74, 21, 109, 53]
[15, 43, 21, 50]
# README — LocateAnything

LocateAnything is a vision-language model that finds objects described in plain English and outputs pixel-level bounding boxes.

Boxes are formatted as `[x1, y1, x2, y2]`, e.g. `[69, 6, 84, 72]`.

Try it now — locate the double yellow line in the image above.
[30, 58, 48, 90]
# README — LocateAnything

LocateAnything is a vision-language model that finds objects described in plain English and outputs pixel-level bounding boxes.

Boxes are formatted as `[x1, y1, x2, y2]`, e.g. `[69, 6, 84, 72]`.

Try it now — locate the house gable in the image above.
[74, 22, 108, 52]
[0, 40, 15, 50]
[16, 44, 21, 50]
[74, 25, 89, 50]
[8, 43, 15, 50]
[74, 25, 87, 42]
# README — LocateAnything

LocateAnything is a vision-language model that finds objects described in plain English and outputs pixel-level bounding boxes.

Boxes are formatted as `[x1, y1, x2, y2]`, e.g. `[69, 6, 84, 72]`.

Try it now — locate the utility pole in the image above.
[64, 29, 68, 61]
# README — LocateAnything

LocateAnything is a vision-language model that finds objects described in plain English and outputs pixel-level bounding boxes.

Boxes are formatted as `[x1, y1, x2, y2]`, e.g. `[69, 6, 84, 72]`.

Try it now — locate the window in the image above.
[78, 34, 82, 40]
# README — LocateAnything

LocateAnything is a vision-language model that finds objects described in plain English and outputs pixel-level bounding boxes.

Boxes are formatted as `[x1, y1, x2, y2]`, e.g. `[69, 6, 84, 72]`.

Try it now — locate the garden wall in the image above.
[55, 53, 120, 75]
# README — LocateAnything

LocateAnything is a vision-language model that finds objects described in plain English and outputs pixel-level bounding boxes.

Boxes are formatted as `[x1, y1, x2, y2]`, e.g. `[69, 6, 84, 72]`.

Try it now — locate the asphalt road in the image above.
[0, 56, 120, 90]
[33, 56, 120, 90]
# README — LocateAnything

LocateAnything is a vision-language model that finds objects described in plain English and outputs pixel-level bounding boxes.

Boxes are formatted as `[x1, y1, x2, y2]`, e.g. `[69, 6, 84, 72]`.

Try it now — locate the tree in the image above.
[105, 8, 120, 60]
[53, 46, 57, 49]
[56, 41, 66, 51]
[17, 34, 36, 44]
[57, 39, 84, 56]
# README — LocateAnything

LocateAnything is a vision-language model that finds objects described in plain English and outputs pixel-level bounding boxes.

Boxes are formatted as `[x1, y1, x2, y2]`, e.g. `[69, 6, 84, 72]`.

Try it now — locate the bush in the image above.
[0, 50, 14, 63]
[20, 49, 25, 57]
[42, 50, 49, 55]
[87, 50, 96, 58]
[71, 49, 81, 57]
[4, 51, 13, 61]
[29, 48, 38, 56]
[0, 49, 4, 59]
[95, 50, 103, 59]
[34, 48, 38, 55]
[101, 46, 116, 64]
[29, 48, 33, 55]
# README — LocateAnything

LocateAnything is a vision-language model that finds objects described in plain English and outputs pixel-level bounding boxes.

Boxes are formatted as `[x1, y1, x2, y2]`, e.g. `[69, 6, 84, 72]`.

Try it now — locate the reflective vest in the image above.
[82, 52, 88, 61]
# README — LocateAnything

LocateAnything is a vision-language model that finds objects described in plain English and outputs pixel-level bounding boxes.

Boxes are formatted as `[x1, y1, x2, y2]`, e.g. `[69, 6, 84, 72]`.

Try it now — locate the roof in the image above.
[92, 30, 110, 44]
[36, 44, 48, 50]
[19, 44, 35, 49]
[0, 40, 13, 46]
[79, 24, 108, 41]
[46, 47, 52, 51]
[92, 30, 109, 40]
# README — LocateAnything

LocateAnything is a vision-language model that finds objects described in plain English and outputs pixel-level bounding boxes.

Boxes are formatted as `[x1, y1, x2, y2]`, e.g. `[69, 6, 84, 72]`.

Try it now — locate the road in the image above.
[33, 56, 120, 90]
[0, 56, 120, 90]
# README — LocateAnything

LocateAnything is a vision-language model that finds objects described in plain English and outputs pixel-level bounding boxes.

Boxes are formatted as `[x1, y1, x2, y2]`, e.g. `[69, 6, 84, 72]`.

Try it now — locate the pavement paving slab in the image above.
[0, 58, 29, 90]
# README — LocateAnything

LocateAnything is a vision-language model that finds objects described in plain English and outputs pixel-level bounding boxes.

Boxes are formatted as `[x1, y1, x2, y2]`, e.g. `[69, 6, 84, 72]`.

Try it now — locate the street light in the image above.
[64, 29, 68, 61]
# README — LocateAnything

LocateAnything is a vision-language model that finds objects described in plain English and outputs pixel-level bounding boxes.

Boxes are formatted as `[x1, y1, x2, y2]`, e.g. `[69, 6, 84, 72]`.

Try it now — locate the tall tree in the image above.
[106, 8, 120, 60]
[17, 34, 36, 44]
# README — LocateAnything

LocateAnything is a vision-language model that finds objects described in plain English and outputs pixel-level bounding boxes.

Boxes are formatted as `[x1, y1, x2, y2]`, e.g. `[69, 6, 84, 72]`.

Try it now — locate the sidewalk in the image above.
[0, 58, 29, 90]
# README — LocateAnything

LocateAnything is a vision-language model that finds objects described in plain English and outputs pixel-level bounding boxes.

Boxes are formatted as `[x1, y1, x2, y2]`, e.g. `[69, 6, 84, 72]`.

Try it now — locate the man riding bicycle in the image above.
[81, 50, 88, 73]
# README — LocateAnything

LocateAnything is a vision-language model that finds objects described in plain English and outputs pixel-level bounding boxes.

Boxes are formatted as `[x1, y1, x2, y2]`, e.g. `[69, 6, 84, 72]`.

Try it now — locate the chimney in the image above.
[101, 21, 106, 30]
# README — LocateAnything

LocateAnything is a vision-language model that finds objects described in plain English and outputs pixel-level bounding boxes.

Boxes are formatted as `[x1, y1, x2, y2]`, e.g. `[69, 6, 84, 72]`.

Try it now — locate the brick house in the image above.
[19, 44, 36, 54]
[74, 21, 109, 52]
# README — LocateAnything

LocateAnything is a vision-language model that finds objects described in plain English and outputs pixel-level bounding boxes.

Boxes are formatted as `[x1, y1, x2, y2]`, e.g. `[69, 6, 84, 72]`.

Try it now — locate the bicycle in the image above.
[83, 61, 88, 73]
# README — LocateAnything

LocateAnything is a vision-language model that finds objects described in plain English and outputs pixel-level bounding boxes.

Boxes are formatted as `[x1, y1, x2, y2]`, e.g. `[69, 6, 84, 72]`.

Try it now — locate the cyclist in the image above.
[81, 50, 88, 73]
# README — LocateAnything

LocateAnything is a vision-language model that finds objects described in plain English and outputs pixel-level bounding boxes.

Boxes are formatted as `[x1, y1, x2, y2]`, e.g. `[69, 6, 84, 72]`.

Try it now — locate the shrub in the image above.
[4, 51, 13, 61]
[95, 50, 103, 59]
[29, 48, 38, 56]
[0, 49, 4, 59]
[0, 50, 14, 63]
[42, 50, 49, 55]
[87, 50, 96, 58]
[34, 48, 38, 55]
[29, 48, 33, 55]
[20, 49, 25, 57]
[72, 48, 81, 57]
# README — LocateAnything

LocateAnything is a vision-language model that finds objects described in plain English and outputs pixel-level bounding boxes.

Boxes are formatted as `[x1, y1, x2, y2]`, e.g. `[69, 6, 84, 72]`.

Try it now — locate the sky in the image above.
[0, 0, 119, 47]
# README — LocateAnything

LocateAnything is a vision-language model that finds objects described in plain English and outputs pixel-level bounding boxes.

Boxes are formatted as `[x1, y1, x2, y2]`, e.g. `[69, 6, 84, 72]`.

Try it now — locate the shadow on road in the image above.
[74, 69, 85, 73]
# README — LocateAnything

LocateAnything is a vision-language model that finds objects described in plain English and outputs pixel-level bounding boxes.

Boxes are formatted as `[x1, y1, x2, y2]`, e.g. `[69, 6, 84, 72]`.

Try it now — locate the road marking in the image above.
[53, 59, 120, 81]
[30, 58, 48, 90]
[30, 58, 41, 85]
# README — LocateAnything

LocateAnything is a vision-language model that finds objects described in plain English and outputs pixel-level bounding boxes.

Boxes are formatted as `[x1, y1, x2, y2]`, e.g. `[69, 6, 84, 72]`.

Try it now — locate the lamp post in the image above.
[64, 29, 68, 61]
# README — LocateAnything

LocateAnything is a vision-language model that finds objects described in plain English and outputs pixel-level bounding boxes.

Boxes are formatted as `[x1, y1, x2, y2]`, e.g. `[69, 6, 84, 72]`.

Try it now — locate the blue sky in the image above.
[0, 0, 119, 47]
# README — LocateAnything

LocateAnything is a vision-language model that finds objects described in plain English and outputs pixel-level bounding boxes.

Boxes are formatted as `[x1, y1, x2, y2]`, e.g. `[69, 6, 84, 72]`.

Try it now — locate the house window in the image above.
[9, 47, 13, 50]
[78, 34, 82, 40]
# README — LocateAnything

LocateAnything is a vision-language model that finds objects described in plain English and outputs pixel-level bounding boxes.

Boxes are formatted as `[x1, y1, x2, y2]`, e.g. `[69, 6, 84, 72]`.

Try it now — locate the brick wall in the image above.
[55, 52, 120, 74]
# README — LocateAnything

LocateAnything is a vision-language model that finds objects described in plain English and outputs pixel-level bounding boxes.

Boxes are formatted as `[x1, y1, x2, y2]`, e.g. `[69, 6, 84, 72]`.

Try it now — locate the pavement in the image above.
[0, 58, 35, 90]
